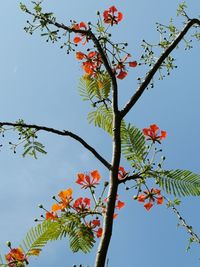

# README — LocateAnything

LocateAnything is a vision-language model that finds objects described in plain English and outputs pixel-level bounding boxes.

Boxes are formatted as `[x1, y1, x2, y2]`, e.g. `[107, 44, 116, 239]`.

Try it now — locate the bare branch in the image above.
[120, 18, 200, 118]
[0, 121, 111, 170]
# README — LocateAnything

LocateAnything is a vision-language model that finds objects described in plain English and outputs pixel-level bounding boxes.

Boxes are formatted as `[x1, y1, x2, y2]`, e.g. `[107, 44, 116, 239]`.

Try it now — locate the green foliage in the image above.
[20, 214, 95, 257]
[79, 74, 111, 103]
[88, 105, 113, 135]
[177, 2, 187, 16]
[158, 169, 200, 197]
[121, 124, 146, 165]
[166, 198, 181, 207]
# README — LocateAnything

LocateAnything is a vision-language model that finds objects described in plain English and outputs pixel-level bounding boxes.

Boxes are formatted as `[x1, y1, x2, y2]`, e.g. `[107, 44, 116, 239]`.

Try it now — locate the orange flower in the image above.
[76, 170, 101, 189]
[73, 197, 91, 212]
[143, 124, 167, 143]
[103, 6, 123, 26]
[137, 188, 164, 211]
[51, 188, 73, 212]
[45, 211, 58, 220]
[6, 248, 28, 267]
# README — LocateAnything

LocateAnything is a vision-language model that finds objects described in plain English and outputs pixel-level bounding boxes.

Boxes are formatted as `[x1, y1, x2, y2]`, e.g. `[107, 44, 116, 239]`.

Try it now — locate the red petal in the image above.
[117, 70, 127, 79]
[117, 12, 123, 22]
[144, 202, 153, 211]
[116, 200, 125, 209]
[137, 194, 146, 202]
[74, 36, 82, 44]
[91, 170, 101, 182]
[150, 124, 159, 133]
[109, 6, 118, 13]
[160, 130, 167, 140]
[157, 196, 164, 205]
[96, 227, 103, 238]
[129, 61, 137, 67]
[87, 51, 97, 58]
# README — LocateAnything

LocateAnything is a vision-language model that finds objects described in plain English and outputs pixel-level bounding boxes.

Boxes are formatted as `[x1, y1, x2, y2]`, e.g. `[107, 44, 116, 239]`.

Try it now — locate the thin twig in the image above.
[167, 199, 200, 244]
[0, 122, 111, 170]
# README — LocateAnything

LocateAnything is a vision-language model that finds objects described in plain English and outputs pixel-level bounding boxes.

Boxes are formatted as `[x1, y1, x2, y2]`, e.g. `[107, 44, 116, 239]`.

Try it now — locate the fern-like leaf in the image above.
[20, 220, 62, 255]
[79, 77, 96, 102]
[121, 124, 146, 163]
[69, 224, 95, 253]
[158, 169, 200, 197]
[88, 105, 113, 135]
[79, 74, 111, 102]
[20, 214, 95, 257]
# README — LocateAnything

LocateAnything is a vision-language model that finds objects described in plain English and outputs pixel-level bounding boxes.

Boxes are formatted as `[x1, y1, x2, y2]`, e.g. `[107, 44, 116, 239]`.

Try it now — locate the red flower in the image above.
[143, 124, 167, 143]
[96, 227, 103, 238]
[73, 22, 88, 45]
[115, 200, 125, 210]
[118, 166, 128, 180]
[103, 6, 123, 26]
[113, 54, 137, 80]
[6, 248, 28, 267]
[73, 197, 91, 212]
[87, 219, 102, 238]
[76, 51, 102, 77]
[137, 188, 164, 211]
[76, 170, 101, 189]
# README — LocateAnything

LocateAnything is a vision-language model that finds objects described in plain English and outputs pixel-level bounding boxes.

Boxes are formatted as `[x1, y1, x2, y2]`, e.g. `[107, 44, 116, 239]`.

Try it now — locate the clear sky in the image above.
[0, 1, 200, 266]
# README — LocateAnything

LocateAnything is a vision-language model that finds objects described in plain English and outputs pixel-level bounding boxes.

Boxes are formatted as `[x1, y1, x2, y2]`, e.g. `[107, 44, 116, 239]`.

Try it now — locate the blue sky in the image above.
[0, 0, 200, 266]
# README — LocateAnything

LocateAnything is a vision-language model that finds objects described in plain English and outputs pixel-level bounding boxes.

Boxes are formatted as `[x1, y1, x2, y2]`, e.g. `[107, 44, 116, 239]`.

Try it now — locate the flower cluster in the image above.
[6, 247, 28, 267]
[73, 6, 137, 80]
[43, 170, 126, 240]
[137, 188, 164, 211]
[45, 186, 103, 238]
[143, 124, 167, 143]
[76, 51, 102, 78]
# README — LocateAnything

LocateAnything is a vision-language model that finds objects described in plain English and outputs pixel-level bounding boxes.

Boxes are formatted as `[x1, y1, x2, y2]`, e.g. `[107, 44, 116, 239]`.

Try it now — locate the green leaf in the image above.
[20, 214, 95, 257]
[79, 77, 96, 102]
[88, 105, 113, 135]
[121, 124, 146, 163]
[158, 169, 200, 197]
[79, 73, 111, 103]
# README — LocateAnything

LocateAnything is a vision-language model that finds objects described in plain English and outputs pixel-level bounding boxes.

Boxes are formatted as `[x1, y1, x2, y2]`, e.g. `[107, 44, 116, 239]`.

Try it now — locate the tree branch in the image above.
[25, 9, 118, 112]
[167, 199, 200, 244]
[120, 18, 200, 118]
[0, 122, 111, 170]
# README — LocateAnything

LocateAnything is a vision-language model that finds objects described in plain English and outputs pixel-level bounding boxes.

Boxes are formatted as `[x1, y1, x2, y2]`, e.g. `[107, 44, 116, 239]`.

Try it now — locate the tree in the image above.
[0, 1, 200, 266]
